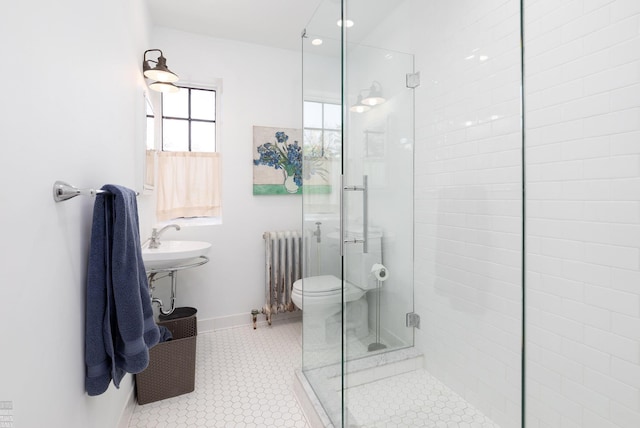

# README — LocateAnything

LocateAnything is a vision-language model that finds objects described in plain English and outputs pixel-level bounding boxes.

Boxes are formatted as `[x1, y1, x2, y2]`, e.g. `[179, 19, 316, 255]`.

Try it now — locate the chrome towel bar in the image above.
[52, 181, 138, 202]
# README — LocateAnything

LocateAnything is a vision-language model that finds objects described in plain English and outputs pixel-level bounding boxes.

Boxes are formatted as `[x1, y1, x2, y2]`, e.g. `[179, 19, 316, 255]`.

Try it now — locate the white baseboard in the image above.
[197, 310, 302, 333]
[117, 384, 137, 428]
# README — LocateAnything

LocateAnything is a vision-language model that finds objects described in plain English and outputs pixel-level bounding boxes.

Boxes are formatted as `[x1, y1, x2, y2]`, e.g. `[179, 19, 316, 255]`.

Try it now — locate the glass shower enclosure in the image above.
[299, 1, 523, 427]
[301, 0, 414, 426]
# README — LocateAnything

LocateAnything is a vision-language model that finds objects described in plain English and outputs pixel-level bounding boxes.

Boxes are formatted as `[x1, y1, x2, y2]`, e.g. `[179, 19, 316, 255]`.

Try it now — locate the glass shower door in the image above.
[342, 44, 415, 362]
[342, 38, 415, 428]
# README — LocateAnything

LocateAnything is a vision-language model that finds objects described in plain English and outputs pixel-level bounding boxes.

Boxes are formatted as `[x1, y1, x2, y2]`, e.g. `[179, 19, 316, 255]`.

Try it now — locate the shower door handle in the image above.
[342, 175, 369, 254]
[363, 175, 369, 254]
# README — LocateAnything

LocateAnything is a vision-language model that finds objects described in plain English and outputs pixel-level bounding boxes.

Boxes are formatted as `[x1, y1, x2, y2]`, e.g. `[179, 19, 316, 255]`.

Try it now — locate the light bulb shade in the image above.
[149, 80, 179, 93]
[350, 104, 371, 113]
[143, 55, 179, 83]
[361, 96, 385, 106]
[361, 82, 385, 106]
[142, 50, 179, 87]
[349, 94, 371, 113]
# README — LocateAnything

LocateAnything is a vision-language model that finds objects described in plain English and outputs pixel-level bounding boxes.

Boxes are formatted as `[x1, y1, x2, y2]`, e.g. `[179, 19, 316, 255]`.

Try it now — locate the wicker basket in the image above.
[135, 308, 197, 404]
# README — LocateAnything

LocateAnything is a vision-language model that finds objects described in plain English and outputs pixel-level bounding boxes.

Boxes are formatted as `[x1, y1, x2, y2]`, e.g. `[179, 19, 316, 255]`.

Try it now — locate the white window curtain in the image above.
[156, 151, 221, 221]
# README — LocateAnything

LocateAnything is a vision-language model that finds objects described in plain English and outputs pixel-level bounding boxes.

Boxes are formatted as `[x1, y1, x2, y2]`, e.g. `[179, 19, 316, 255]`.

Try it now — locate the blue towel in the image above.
[85, 184, 160, 396]
[159, 325, 173, 342]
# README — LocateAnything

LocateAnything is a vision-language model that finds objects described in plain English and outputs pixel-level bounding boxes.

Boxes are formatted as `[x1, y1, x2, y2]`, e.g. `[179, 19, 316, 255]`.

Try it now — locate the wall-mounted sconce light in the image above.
[142, 49, 179, 93]
[350, 94, 371, 113]
[361, 81, 385, 106]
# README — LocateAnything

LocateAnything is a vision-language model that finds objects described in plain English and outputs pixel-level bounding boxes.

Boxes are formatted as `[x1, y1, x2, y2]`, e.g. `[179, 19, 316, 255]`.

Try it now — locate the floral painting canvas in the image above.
[253, 126, 330, 195]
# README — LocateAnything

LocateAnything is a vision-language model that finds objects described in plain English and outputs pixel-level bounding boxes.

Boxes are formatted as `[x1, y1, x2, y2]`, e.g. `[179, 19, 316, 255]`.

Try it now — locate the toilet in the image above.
[291, 230, 383, 345]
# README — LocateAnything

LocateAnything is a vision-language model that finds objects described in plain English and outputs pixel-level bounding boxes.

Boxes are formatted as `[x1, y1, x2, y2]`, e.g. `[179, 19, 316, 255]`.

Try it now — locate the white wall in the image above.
[410, 0, 523, 426]
[148, 28, 303, 329]
[0, 1, 151, 427]
[525, 0, 640, 427]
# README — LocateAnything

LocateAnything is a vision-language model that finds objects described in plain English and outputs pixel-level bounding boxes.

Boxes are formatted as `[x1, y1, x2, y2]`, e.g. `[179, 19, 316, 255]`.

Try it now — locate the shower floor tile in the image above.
[301, 346, 499, 428]
[346, 369, 501, 428]
[128, 318, 310, 428]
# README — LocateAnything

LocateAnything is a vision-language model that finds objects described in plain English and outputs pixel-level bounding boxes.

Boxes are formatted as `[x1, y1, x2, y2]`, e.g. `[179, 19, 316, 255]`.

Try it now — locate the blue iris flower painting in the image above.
[255, 131, 302, 187]
[253, 127, 304, 195]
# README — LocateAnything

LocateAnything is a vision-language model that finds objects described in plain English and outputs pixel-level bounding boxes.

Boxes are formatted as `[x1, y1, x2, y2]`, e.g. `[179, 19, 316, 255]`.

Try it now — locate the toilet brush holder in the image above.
[368, 278, 387, 352]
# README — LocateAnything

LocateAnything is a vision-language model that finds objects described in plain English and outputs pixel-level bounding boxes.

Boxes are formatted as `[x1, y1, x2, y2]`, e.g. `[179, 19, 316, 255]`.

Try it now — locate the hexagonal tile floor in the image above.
[128, 318, 310, 428]
[128, 318, 499, 428]
[345, 369, 500, 427]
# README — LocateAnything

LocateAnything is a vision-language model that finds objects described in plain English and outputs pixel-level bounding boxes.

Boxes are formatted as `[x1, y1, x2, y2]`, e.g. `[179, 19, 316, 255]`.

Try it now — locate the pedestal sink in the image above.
[142, 240, 212, 271]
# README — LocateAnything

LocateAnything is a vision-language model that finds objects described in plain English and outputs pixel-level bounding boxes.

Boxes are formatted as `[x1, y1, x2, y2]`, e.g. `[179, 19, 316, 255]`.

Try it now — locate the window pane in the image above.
[163, 119, 189, 151]
[191, 121, 216, 152]
[303, 129, 323, 157]
[191, 89, 216, 120]
[324, 130, 341, 158]
[304, 101, 322, 128]
[163, 87, 188, 118]
[323, 103, 341, 130]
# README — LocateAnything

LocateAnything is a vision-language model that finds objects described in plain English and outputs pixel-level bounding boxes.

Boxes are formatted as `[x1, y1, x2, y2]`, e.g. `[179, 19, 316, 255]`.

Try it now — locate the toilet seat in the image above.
[295, 275, 343, 294]
[292, 275, 361, 296]
[292, 275, 365, 308]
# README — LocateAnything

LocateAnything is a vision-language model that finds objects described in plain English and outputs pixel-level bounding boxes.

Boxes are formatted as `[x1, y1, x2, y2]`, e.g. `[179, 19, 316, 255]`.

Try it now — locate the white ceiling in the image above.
[147, 0, 324, 52]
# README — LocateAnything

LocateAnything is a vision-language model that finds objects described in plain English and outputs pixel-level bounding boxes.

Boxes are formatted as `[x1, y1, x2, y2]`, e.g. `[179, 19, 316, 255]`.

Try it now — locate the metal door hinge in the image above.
[406, 312, 421, 329]
[406, 72, 420, 89]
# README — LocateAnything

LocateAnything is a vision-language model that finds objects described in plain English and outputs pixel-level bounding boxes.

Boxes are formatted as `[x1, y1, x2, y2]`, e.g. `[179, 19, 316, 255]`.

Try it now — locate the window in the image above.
[303, 101, 341, 213]
[162, 86, 216, 152]
[303, 101, 341, 158]
[156, 85, 221, 222]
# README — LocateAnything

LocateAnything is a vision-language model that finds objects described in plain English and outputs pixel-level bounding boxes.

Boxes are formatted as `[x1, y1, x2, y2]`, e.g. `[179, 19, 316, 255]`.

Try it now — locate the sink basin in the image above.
[142, 240, 212, 270]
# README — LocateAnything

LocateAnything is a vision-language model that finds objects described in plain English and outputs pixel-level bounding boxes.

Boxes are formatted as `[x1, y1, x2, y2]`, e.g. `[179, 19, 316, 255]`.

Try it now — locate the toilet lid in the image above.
[295, 275, 345, 294]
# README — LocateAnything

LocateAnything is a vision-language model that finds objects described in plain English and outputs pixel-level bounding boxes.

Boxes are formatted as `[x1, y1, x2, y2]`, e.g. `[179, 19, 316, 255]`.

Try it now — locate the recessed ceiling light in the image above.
[311, 38, 323, 46]
[337, 19, 354, 28]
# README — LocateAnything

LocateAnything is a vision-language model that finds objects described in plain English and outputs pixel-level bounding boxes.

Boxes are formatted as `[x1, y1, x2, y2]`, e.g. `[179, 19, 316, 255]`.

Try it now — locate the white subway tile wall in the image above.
[525, 0, 640, 427]
[412, 0, 523, 426]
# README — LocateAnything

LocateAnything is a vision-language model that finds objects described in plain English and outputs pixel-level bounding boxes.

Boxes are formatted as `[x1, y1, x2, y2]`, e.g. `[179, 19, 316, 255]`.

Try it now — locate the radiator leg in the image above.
[263, 304, 273, 326]
[251, 309, 259, 330]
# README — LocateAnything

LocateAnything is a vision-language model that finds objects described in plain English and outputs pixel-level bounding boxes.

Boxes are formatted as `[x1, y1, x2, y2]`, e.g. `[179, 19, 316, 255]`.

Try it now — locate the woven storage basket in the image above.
[135, 308, 197, 404]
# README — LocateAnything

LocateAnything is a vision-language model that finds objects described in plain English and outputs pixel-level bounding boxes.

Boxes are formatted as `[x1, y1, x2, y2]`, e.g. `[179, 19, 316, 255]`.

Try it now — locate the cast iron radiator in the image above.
[253, 230, 302, 328]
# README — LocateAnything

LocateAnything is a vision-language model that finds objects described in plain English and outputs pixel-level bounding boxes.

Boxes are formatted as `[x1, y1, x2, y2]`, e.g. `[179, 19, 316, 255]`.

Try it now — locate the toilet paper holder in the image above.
[371, 263, 389, 281]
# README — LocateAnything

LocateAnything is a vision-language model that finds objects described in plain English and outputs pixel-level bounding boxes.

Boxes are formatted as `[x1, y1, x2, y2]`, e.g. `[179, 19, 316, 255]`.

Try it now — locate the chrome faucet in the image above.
[148, 224, 181, 248]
